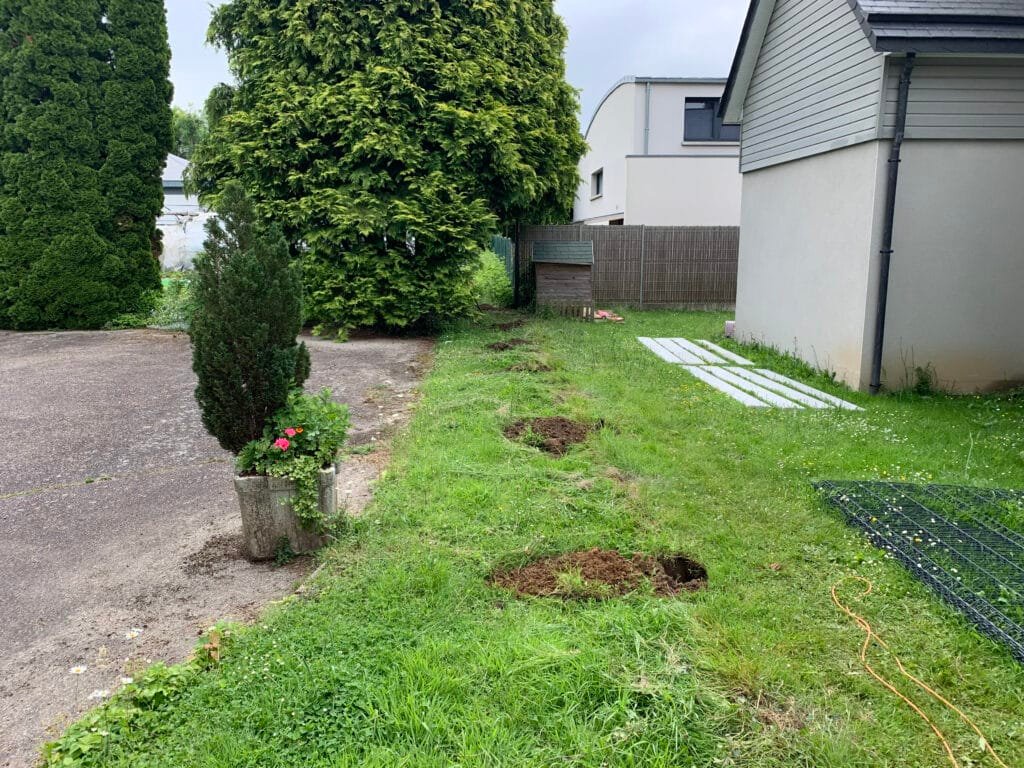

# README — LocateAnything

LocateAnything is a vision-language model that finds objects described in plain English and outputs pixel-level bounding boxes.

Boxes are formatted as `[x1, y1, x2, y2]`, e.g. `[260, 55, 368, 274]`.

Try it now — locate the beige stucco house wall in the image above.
[724, 0, 1024, 392]
[573, 77, 742, 227]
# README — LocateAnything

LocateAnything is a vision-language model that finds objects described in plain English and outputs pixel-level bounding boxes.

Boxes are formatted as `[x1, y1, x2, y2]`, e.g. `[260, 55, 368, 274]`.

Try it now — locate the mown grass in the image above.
[49, 311, 1024, 767]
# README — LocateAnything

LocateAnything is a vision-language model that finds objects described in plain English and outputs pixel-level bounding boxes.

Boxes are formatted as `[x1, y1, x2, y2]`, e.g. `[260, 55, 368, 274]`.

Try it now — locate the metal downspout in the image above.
[869, 53, 916, 395]
[644, 81, 652, 155]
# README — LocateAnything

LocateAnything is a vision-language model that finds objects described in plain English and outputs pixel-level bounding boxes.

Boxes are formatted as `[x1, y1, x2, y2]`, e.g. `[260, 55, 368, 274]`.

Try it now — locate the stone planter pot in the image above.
[234, 466, 337, 561]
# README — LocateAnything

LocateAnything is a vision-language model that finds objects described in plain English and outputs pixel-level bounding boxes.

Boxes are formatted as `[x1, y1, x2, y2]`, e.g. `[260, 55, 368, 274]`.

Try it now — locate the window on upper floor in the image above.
[591, 168, 603, 198]
[684, 98, 741, 142]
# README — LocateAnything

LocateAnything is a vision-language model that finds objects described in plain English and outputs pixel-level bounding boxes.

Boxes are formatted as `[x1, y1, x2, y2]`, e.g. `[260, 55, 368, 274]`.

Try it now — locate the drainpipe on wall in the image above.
[644, 81, 652, 155]
[869, 53, 916, 395]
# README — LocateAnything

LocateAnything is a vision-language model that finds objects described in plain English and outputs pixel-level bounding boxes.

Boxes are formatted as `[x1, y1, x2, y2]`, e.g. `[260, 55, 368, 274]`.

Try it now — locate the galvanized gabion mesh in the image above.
[817, 481, 1024, 663]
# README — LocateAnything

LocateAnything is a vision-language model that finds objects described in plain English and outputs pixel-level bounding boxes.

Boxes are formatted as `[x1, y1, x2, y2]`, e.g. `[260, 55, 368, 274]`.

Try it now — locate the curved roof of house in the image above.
[585, 76, 727, 139]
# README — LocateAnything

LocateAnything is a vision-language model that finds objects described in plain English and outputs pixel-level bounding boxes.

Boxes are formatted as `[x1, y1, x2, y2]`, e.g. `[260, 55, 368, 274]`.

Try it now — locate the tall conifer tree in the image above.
[98, 0, 173, 310]
[190, 0, 586, 330]
[0, 0, 171, 329]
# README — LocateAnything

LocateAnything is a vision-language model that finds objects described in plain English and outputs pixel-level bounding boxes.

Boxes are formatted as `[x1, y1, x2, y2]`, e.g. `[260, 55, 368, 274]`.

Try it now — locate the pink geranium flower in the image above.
[284, 428, 297, 437]
[274, 438, 291, 451]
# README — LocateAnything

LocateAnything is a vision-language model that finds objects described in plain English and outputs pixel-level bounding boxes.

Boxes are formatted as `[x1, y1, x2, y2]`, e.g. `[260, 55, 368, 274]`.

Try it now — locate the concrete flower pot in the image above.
[234, 466, 337, 561]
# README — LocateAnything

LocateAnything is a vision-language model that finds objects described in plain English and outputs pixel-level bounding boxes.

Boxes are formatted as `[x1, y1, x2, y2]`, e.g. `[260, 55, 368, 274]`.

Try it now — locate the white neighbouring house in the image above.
[158, 153, 213, 270]
[722, 0, 1024, 393]
[573, 77, 743, 227]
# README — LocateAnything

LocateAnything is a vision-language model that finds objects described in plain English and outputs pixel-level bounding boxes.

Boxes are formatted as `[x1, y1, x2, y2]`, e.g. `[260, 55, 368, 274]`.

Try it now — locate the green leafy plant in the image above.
[190, 182, 311, 455]
[237, 389, 350, 531]
[103, 274, 197, 330]
[188, 0, 585, 331]
[472, 250, 514, 308]
[273, 536, 296, 566]
[171, 106, 208, 160]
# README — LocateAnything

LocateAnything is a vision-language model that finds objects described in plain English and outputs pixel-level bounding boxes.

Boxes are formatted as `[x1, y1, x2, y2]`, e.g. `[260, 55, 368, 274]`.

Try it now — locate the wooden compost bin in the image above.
[533, 241, 594, 319]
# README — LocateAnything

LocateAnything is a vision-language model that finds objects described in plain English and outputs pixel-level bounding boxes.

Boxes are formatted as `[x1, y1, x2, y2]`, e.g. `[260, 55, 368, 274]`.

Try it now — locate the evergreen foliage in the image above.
[190, 0, 585, 330]
[190, 181, 310, 455]
[172, 107, 208, 159]
[0, 0, 171, 329]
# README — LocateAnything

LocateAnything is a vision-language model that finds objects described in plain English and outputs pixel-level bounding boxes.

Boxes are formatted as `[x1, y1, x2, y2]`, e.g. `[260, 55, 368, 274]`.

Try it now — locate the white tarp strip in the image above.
[681, 366, 772, 408]
[639, 337, 705, 365]
[704, 366, 804, 409]
[727, 367, 833, 409]
[695, 339, 755, 366]
[638, 337, 685, 364]
[659, 339, 709, 364]
[754, 369, 863, 411]
[664, 338, 729, 365]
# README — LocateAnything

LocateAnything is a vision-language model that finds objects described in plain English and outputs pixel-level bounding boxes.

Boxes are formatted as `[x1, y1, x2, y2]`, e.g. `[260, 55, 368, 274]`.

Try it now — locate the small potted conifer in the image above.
[190, 181, 349, 560]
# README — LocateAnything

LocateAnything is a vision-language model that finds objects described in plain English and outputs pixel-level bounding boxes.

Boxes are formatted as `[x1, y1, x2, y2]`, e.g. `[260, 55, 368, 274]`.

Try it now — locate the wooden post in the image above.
[513, 221, 521, 308]
[639, 225, 646, 309]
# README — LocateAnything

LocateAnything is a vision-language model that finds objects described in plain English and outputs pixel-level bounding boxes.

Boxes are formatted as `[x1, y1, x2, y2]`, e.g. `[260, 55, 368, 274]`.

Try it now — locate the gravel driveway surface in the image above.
[0, 329, 432, 767]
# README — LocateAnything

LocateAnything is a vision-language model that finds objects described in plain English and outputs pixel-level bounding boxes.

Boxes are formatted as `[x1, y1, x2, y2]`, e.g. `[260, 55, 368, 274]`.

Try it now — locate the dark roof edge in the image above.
[719, 0, 763, 121]
[867, 13, 1024, 27]
[874, 36, 1024, 54]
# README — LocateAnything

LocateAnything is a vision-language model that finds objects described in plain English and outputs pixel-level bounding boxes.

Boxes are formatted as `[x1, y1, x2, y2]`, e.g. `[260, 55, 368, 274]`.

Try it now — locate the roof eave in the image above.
[872, 36, 1024, 54]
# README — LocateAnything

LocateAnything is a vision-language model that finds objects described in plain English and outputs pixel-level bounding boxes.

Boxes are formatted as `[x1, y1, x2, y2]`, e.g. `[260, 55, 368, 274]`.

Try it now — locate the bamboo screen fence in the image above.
[517, 225, 739, 309]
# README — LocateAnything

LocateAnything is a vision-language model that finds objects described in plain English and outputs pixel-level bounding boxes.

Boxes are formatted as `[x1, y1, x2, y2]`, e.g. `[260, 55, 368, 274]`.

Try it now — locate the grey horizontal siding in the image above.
[741, 0, 886, 172]
[882, 57, 1024, 139]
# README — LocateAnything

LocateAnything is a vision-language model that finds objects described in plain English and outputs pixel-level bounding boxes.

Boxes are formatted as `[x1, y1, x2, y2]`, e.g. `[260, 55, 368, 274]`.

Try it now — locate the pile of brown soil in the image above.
[508, 360, 553, 373]
[504, 416, 592, 455]
[494, 319, 526, 331]
[491, 548, 707, 599]
[487, 338, 532, 351]
[182, 534, 243, 576]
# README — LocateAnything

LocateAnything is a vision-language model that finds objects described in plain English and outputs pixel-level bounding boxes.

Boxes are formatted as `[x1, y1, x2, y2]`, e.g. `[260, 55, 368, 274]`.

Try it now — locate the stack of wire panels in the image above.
[817, 480, 1024, 664]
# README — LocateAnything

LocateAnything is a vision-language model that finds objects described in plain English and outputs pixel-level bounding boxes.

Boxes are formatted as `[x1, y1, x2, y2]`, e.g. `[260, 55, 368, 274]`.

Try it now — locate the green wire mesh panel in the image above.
[816, 480, 1024, 663]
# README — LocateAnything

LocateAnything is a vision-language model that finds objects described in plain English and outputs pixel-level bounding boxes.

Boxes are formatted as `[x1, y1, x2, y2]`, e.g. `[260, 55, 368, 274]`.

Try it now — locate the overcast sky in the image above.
[167, 0, 749, 125]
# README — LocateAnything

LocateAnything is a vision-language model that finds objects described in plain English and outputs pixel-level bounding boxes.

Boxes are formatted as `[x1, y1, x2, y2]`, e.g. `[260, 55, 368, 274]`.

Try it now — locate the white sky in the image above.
[167, 0, 749, 125]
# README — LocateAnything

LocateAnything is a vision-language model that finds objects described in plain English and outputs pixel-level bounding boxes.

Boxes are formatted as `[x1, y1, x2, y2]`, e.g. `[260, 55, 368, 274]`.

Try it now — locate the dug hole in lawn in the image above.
[490, 549, 708, 600]
[487, 338, 532, 351]
[504, 416, 596, 456]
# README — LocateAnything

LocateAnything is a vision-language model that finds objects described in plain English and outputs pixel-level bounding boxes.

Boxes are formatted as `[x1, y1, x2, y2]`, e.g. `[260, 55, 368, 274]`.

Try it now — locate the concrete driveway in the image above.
[0, 329, 432, 767]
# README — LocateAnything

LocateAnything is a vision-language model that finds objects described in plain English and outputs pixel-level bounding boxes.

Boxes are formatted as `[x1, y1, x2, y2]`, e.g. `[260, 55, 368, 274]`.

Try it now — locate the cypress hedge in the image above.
[0, 0, 171, 329]
[190, 0, 585, 331]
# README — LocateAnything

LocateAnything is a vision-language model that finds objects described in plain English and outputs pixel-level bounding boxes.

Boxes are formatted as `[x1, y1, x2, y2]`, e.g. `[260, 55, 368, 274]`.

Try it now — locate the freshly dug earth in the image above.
[487, 338, 531, 351]
[508, 360, 553, 373]
[504, 416, 592, 455]
[494, 319, 526, 332]
[491, 549, 708, 599]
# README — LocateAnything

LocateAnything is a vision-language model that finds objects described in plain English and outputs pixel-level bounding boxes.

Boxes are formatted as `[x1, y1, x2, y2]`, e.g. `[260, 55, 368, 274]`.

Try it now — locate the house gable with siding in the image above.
[721, 0, 1024, 392]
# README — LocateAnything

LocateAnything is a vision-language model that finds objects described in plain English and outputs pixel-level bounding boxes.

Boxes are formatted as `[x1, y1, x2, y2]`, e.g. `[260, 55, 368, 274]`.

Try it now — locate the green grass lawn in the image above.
[50, 311, 1024, 767]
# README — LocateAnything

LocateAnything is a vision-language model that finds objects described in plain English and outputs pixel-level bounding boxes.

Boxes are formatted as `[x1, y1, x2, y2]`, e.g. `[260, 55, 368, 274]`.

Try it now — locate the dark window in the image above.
[684, 98, 740, 142]
[591, 168, 603, 198]
[609, 218, 624, 226]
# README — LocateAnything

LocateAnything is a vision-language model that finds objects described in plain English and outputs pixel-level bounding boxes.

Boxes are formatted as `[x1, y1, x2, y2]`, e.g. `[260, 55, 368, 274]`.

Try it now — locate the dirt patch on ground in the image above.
[491, 549, 708, 599]
[487, 338, 532, 351]
[494, 319, 526, 332]
[182, 534, 244, 576]
[508, 360, 553, 373]
[504, 416, 594, 455]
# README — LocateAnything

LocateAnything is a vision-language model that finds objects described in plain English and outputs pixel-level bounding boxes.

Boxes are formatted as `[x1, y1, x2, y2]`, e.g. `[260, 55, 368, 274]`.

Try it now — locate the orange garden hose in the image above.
[831, 576, 1009, 768]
